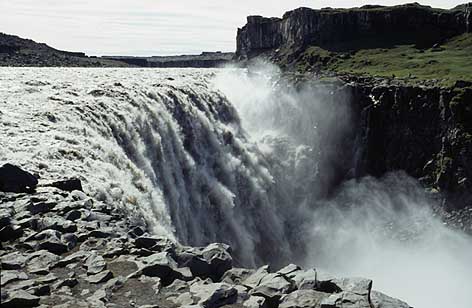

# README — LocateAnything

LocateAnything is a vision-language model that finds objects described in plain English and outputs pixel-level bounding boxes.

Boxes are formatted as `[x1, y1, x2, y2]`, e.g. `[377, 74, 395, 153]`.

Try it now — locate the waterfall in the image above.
[1, 66, 472, 307]
[0, 67, 292, 266]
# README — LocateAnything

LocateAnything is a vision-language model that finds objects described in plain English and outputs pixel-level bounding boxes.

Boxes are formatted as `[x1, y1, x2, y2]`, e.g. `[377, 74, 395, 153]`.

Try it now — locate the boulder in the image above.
[320, 291, 371, 308]
[277, 264, 301, 277]
[85, 253, 107, 274]
[85, 270, 114, 284]
[189, 282, 238, 307]
[140, 252, 182, 285]
[27, 201, 56, 215]
[0, 164, 38, 193]
[250, 273, 295, 302]
[1, 251, 28, 269]
[292, 269, 318, 290]
[26, 250, 60, 272]
[50, 178, 83, 192]
[53, 278, 79, 289]
[1, 270, 28, 287]
[243, 265, 271, 289]
[134, 236, 175, 252]
[279, 289, 330, 308]
[201, 243, 233, 281]
[370, 290, 411, 308]
[222, 268, 255, 284]
[0, 224, 23, 242]
[244, 295, 268, 308]
[1, 289, 40, 308]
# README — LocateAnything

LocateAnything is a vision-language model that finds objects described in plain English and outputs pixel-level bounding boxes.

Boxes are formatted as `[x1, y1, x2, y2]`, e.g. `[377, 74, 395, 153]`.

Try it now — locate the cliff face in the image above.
[345, 80, 472, 209]
[236, 3, 472, 59]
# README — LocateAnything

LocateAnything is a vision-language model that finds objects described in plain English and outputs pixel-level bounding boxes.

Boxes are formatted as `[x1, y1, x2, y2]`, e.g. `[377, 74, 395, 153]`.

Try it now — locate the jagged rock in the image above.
[50, 178, 83, 192]
[85, 253, 107, 274]
[277, 264, 301, 277]
[36, 216, 77, 233]
[176, 243, 233, 281]
[319, 277, 373, 308]
[243, 265, 271, 289]
[222, 268, 255, 284]
[65, 209, 82, 221]
[85, 270, 114, 284]
[292, 269, 318, 290]
[320, 291, 371, 308]
[70, 190, 87, 200]
[250, 273, 295, 302]
[53, 278, 79, 289]
[0, 208, 13, 228]
[244, 295, 268, 308]
[1, 270, 28, 286]
[87, 229, 112, 238]
[370, 290, 411, 308]
[331, 277, 372, 296]
[0, 163, 38, 193]
[279, 290, 330, 308]
[36, 273, 58, 284]
[0, 224, 23, 242]
[135, 236, 175, 252]
[27, 201, 56, 215]
[201, 243, 233, 281]
[189, 282, 238, 307]
[1, 289, 40, 308]
[54, 251, 88, 268]
[62, 233, 78, 250]
[140, 252, 182, 285]
[27, 250, 60, 272]
[28, 284, 51, 296]
[1, 251, 28, 269]
[38, 236, 69, 255]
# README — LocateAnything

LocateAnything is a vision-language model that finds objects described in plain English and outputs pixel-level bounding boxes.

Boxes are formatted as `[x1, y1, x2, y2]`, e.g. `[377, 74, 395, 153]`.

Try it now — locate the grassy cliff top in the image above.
[286, 33, 472, 87]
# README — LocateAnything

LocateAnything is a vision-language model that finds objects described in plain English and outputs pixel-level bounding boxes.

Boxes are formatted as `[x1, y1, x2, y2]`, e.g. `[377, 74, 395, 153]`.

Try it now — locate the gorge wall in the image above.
[236, 3, 472, 58]
[345, 79, 472, 210]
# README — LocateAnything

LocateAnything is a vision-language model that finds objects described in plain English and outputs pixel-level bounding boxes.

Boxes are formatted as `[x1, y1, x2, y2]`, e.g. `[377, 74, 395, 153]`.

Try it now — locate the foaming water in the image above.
[0, 67, 290, 266]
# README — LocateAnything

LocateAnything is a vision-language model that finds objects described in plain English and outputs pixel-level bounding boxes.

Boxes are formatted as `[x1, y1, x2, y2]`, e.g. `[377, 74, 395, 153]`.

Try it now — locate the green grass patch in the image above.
[294, 33, 472, 87]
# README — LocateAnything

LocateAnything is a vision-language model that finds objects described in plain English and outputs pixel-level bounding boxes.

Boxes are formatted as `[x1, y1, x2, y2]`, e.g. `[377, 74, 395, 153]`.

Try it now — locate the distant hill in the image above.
[0, 33, 129, 67]
[103, 52, 235, 68]
[0, 33, 235, 68]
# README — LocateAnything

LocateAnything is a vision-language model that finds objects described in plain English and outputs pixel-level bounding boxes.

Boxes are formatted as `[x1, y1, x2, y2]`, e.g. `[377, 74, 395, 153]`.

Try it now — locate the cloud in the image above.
[0, 0, 464, 55]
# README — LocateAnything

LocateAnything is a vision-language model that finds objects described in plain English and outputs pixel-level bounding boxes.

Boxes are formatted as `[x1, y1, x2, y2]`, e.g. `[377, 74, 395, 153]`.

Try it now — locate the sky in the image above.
[0, 0, 465, 56]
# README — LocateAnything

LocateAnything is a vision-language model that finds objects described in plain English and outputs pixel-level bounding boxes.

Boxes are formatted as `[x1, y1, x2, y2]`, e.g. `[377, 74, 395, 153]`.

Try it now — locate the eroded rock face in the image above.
[236, 3, 471, 59]
[347, 81, 472, 210]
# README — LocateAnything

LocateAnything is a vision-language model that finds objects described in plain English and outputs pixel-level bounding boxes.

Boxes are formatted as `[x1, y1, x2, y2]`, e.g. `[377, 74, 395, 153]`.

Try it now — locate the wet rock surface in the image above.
[0, 166, 412, 307]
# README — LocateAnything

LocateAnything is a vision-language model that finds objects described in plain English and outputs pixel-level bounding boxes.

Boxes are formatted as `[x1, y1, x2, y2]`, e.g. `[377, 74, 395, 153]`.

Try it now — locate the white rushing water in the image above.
[1, 67, 471, 307]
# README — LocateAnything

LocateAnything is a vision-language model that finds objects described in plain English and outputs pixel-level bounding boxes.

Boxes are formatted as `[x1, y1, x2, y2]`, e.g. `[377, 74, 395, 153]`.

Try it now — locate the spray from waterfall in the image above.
[213, 63, 472, 308]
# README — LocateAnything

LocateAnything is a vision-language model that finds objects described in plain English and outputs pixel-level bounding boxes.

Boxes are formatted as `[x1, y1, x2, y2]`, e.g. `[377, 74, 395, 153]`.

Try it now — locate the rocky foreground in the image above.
[0, 163, 411, 308]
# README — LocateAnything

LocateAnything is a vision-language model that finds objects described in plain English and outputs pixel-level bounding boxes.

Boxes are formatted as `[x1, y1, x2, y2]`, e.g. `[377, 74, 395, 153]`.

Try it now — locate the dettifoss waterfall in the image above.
[1, 66, 471, 308]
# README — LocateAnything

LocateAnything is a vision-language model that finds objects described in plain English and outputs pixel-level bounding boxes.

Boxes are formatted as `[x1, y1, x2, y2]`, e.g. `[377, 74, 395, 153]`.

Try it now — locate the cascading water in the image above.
[1, 66, 471, 307]
[0, 67, 292, 267]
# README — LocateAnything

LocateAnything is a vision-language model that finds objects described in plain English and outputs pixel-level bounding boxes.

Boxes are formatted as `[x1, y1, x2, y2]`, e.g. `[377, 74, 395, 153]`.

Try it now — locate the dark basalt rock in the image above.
[49, 178, 83, 192]
[1, 289, 40, 308]
[236, 3, 472, 59]
[0, 163, 38, 193]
